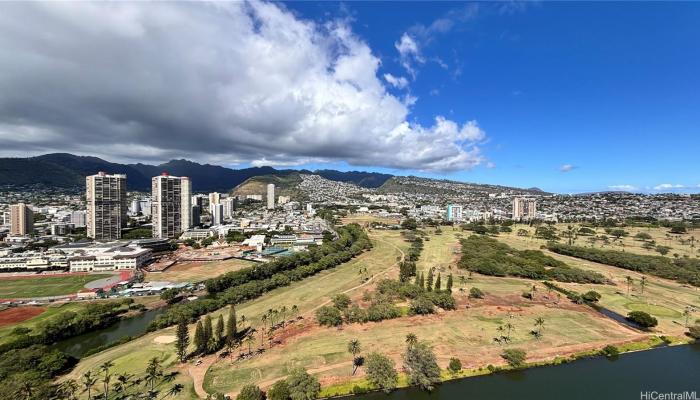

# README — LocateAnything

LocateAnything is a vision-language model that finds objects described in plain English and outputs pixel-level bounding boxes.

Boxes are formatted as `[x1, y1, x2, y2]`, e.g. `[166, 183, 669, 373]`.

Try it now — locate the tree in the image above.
[315, 306, 343, 327]
[582, 291, 602, 303]
[446, 274, 453, 292]
[82, 371, 97, 400]
[99, 361, 114, 400]
[640, 276, 647, 295]
[625, 276, 633, 296]
[215, 314, 225, 345]
[403, 341, 441, 391]
[145, 357, 163, 392]
[409, 295, 435, 315]
[534, 317, 545, 333]
[401, 218, 418, 230]
[365, 353, 398, 393]
[236, 385, 265, 400]
[426, 268, 434, 292]
[226, 306, 238, 345]
[268, 380, 291, 400]
[194, 320, 206, 354]
[286, 367, 320, 400]
[683, 307, 692, 327]
[405, 333, 418, 348]
[501, 348, 527, 368]
[448, 358, 462, 375]
[688, 325, 700, 339]
[332, 294, 351, 309]
[176, 319, 190, 362]
[57, 379, 79, 400]
[434, 273, 441, 291]
[204, 315, 213, 347]
[347, 339, 362, 375]
[166, 383, 185, 398]
[627, 311, 658, 328]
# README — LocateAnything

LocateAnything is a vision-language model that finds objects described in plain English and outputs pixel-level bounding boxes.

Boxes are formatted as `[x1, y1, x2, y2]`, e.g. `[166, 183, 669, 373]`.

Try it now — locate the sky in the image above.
[0, 1, 698, 194]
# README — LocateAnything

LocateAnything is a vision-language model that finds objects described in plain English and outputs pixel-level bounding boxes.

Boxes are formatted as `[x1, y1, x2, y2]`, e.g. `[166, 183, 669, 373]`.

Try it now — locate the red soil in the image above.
[0, 306, 46, 327]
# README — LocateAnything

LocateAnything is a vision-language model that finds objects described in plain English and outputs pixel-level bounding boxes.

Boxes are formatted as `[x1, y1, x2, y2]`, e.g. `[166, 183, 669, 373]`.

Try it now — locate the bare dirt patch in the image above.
[0, 306, 46, 327]
[153, 335, 176, 344]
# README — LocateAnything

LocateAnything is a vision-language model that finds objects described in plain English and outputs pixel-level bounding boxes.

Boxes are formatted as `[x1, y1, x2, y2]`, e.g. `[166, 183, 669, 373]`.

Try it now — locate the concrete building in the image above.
[208, 192, 221, 210]
[267, 184, 275, 209]
[151, 174, 192, 239]
[278, 196, 291, 205]
[222, 197, 236, 219]
[512, 197, 537, 220]
[211, 203, 224, 226]
[446, 204, 463, 222]
[10, 203, 34, 236]
[71, 210, 87, 228]
[191, 205, 201, 226]
[86, 172, 127, 240]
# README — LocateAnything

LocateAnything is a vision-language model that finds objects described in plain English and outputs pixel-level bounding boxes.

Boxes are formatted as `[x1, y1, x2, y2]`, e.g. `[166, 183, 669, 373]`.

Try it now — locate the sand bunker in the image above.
[154, 335, 176, 344]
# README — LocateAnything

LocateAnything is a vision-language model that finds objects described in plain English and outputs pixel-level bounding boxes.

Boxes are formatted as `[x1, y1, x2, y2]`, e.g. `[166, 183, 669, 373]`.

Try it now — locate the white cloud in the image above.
[0, 1, 487, 172]
[486, 162, 496, 169]
[394, 33, 424, 77]
[608, 185, 638, 192]
[559, 164, 576, 172]
[383, 73, 409, 89]
[653, 184, 686, 191]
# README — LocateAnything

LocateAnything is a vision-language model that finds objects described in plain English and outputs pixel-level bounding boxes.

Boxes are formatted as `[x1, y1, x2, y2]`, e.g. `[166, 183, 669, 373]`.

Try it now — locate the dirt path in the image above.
[187, 354, 219, 399]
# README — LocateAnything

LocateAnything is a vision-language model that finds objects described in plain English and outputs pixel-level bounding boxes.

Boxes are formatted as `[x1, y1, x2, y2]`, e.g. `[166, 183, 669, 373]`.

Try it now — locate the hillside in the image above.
[230, 173, 305, 200]
[377, 176, 548, 195]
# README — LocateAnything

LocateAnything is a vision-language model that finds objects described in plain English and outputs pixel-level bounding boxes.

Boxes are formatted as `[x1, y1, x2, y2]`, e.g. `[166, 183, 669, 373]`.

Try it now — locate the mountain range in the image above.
[0, 153, 393, 192]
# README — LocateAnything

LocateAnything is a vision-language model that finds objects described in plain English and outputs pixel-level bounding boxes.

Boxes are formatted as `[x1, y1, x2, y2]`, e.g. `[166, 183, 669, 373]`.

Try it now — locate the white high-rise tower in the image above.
[151, 173, 192, 238]
[266, 184, 275, 209]
[86, 172, 127, 240]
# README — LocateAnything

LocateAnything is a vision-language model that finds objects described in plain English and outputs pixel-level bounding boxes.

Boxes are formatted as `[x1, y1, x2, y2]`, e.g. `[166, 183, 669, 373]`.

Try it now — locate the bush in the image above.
[409, 296, 435, 315]
[267, 380, 290, 400]
[367, 301, 401, 322]
[403, 342, 441, 391]
[627, 311, 658, 328]
[286, 368, 320, 400]
[315, 306, 343, 327]
[582, 291, 602, 303]
[237, 385, 265, 400]
[601, 345, 620, 357]
[331, 294, 351, 309]
[469, 287, 484, 299]
[501, 348, 527, 368]
[365, 353, 398, 393]
[448, 358, 462, 375]
[688, 325, 700, 340]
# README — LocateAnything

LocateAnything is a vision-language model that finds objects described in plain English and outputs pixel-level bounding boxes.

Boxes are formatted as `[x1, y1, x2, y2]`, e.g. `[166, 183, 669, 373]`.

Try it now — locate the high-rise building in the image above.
[211, 203, 224, 226]
[222, 197, 236, 219]
[446, 204, 463, 222]
[208, 192, 221, 211]
[191, 205, 201, 226]
[512, 197, 537, 220]
[267, 184, 275, 209]
[151, 173, 192, 239]
[86, 172, 127, 240]
[10, 203, 33, 236]
[70, 210, 87, 228]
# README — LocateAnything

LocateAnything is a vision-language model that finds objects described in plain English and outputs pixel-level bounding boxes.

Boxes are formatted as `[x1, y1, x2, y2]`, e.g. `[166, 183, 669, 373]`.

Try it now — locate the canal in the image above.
[355, 344, 700, 400]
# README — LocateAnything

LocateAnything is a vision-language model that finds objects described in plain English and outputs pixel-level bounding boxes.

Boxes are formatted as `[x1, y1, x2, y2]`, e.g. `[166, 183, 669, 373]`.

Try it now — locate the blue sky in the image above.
[281, 1, 700, 194]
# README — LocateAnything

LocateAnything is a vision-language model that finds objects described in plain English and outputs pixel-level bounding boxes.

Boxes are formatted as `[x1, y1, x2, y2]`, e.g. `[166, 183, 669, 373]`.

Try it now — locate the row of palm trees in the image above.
[57, 358, 183, 400]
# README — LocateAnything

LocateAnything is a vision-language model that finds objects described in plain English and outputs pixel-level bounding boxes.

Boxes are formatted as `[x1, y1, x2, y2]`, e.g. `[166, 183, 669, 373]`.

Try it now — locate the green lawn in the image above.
[0, 302, 86, 343]
[0, 274, 112, 298]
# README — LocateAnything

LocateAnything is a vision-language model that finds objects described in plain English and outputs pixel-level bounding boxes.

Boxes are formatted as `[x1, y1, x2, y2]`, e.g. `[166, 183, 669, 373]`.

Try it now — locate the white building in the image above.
[512, 197, 537, 220]
[151, 174, 192, 239]
[211, 203, 224, 226]
[267, 184, 275, 209]
[71, 210, 87, 228]
[86, 172, 127, 240]
[10, 203, 33, 236]
[446, 204, 463, 222]
[278, 196, 291, 205]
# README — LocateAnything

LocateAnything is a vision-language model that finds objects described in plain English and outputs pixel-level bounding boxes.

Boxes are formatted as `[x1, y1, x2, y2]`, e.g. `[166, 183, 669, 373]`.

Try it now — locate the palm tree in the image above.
[165, 383, 184, 398]
[405, 333, 418, 349]
[239, 314, 246, 329]
[505, 322, 515, 340]
[291, 305, 299, 319]
[347, 339, 361, 375]
[145, 357, 163, 392]
[58, 379, 79, 400]
[280, 305, 288, 326]
[245, 334, 255, 355]
[14, 381, 33, 400]
[82, 371, 98, 400]
[260, 315, 267, 348]
[535, 317, 545, 333]
[683, 307, 692, 327]
[640, 276, 647, 295]
[99, 360, 114, 399]
[625, 276, 633, 296]
[113, 373, 132, 398]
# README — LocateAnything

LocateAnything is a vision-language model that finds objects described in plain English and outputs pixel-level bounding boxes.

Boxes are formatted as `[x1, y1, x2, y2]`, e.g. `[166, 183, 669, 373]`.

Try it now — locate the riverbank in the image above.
[319, 335, 695, 398]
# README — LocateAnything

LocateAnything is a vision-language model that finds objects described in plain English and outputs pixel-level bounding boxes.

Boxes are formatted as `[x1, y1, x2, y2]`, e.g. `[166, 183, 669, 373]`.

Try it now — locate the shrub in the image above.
[315, 306, 343, 327]
[448, 358, 462, 375]
[267, 380, 290, 400]
[367, 302, 401, 322]
[331, 294, 351, 309]
[286, 368, 320, 400]
[627, 311, 658, 328]
[582, 291, 602, 303]
[469, 287, 484, 299]
[237, 385, 265, 400]
[365, 353, 398, 393]
[501, 348, 527, 368]
[686, 325, 700, 340]
[424, 291, 456, 310]
[409, 296, 435, 315]
[601, 345, 620, 357]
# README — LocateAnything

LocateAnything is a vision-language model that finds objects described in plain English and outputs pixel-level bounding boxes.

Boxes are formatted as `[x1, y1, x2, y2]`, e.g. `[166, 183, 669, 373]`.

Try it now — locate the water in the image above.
[55, 308, 164, 358]
[355, 344, 700, 400]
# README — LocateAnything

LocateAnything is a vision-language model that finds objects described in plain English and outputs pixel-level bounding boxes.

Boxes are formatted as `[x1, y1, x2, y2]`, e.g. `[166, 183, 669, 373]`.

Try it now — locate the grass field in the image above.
[63, 229, 409, 399]
[0, 273, 112, 298]
[144, 259, 255, 283]
[0, 302, 87, 343]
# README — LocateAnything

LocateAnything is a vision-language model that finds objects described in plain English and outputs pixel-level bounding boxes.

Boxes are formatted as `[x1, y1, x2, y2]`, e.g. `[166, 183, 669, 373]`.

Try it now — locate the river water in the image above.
[355, 344, 700, 400]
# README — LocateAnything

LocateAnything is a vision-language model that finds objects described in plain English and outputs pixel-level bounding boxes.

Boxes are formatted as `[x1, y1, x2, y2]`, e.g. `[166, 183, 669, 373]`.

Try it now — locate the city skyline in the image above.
[0, 2, 699, 194]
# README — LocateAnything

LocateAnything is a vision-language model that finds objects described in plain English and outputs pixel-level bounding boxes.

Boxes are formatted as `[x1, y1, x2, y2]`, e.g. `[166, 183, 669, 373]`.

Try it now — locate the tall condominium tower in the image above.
[151, 173, 192, 239]
[10, 203, 33, 236]
[512, 197, 537, 220]
[86, 172, 127, 240]
[266, 183, 275, 209]
[208, 192, 221, 211]
[446, 204, 463, 222]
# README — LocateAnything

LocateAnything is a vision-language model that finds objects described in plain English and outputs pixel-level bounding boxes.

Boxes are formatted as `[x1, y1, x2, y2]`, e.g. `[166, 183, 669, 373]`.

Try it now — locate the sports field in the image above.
[0, 273, 112, 298]
[144, 258, 255, 283]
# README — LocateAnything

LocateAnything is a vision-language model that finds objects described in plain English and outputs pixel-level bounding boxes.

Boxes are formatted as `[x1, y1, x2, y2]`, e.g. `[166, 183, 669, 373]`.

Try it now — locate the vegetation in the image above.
[459, 235, 607, 283]
[286, 367, 320, 400]
[237, 384, 265, 400]
[547, 243, 700, 287]
[403, 340, 441, 391]
[627, 311, 658, 328]
[447, 358, 462, 375]
[365, 353, 398, 393]
[501, 348, 527, 368]
[469, 287, 485, 299]
[601, 345, 620, 357]
[0, 274, 112, 298]
[150, 224, 371, 329]
[267, 380, 291, 400]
